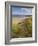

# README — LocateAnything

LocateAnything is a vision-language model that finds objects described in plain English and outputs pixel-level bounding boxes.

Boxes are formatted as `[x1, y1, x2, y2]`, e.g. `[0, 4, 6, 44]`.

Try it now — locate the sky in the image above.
[11, 6, 32, 15]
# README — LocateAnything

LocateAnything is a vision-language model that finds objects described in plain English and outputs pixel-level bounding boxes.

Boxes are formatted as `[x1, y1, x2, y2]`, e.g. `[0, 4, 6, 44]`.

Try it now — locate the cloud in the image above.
[12, 7, 32, 15]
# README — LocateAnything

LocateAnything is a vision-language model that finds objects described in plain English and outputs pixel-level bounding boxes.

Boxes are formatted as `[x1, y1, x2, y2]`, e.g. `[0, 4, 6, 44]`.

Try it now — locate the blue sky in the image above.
[12, 7, 32, 15]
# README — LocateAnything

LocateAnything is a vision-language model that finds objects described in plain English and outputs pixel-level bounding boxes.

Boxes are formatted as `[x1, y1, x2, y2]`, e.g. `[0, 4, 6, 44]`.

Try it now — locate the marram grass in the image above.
[11, 16, 32, 38]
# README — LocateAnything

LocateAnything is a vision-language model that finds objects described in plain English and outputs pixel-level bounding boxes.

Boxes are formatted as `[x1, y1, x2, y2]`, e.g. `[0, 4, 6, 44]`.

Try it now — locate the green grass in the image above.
[11, 16, 32, 38]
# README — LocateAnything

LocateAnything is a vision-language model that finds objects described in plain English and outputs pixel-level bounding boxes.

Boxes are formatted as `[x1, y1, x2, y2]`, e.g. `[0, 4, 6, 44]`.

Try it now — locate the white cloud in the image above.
[21, 8, 32, 13]
[12, 8, 32, 15]
[12, 11, 32, 15]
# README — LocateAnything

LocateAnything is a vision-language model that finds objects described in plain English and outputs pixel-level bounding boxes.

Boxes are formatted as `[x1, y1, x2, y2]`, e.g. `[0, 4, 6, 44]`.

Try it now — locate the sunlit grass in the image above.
[11, 16, 32, 38]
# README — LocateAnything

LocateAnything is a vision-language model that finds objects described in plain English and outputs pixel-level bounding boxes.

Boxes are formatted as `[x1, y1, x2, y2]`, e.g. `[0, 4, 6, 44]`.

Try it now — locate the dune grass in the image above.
[11, 16, 32, 38]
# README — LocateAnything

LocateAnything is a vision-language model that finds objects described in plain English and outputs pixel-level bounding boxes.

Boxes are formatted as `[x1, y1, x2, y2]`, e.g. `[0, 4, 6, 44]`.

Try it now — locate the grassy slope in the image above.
[11, 16, 32, 38]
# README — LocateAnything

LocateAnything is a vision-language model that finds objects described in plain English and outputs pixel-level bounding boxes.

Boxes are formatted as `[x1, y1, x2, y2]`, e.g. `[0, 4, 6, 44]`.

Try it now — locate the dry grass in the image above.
[11, 16, 32, 38]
